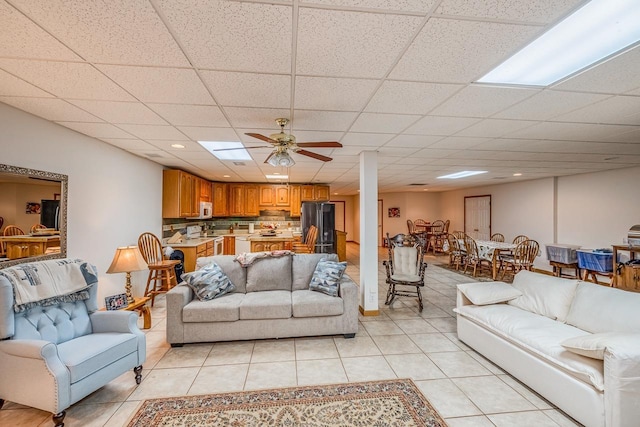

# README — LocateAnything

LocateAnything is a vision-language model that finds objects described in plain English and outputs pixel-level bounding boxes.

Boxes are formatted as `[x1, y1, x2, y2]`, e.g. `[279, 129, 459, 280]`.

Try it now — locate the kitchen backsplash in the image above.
[162, 219, 301, 239]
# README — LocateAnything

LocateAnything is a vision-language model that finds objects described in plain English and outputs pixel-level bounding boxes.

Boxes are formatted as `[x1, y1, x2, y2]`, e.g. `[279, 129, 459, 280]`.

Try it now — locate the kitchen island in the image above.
[0, 235, 60, 260]
[163, 237, 216, 273]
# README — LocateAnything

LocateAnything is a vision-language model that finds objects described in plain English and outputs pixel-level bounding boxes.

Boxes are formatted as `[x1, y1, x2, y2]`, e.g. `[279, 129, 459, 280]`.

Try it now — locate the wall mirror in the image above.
[0, 164, 67, 269]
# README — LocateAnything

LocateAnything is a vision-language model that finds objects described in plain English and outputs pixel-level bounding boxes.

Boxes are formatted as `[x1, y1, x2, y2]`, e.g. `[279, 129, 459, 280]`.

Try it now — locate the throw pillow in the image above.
[181, 262, 236, 301]
[309, 259, 347, 297]
[457, 282, 522, 305]
[561, 332, 640, 360]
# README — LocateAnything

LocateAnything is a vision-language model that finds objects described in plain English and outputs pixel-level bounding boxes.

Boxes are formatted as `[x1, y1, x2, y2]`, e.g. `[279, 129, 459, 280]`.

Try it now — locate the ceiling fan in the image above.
[243, 118, 343, 167]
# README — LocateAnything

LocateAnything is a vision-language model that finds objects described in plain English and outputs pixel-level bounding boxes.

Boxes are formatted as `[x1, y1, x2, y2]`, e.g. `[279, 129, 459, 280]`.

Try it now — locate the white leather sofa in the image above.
[455, 270, 640, 427]
[166, 253, 358, 346]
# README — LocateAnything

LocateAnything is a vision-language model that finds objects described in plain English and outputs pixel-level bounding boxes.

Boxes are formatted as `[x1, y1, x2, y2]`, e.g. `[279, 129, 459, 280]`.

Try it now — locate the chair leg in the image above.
[385, 283, 395, 306]
[134, 365, 143, 385]
[0, 398, 4, 409]
[52, 411, 65, 427]
[416, 286, 423, 312]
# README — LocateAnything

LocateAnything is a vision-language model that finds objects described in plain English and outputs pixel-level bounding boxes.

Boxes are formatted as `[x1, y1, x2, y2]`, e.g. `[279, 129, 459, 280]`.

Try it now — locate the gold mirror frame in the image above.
[0, 164, 68, 268]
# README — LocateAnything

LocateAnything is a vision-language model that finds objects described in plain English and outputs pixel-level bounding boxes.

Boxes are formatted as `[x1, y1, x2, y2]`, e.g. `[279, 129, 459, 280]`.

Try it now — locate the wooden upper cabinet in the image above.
[200, 180, 212, 202]
[245, 185, 259, 216]
[275, 185, 290, 206]
[163, 170, 199, 218]
[300, 185, 315, 201]
[290, 185, 301, 217]
[212, 182, 229, 216]
[258, 185, 275, 207]
[259, 185, 289, 207]
[228, 184, 245, 216]
[300, 184, 330, 202]
[314, 185, 330, 201]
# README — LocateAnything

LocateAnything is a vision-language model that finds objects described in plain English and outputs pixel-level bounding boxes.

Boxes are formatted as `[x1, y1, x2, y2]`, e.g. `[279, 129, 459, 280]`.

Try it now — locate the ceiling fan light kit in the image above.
[267, 150, 295, 167]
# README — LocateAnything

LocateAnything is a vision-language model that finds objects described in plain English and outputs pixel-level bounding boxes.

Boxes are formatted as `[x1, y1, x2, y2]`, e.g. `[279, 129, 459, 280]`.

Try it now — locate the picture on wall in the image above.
[26, 202, 41, 214]
[388, 207, 400, 218]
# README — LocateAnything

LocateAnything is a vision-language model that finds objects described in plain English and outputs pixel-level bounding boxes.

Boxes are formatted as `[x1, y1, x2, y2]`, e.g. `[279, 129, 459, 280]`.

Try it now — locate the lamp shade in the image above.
[107, 246, 147, 274]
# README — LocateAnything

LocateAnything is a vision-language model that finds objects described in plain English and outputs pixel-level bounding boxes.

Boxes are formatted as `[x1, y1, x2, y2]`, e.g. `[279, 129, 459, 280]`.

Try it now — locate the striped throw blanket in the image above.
[0, 258, 98, 312]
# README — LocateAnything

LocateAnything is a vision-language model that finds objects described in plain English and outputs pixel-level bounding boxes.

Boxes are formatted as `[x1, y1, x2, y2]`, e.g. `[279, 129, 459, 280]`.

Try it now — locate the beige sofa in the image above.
[455, 270, 640, 427]
[166, 253, 358, 346]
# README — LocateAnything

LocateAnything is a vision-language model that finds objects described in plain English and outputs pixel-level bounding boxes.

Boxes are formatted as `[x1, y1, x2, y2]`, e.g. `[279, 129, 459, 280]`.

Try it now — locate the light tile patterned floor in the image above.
[0, 244, 581, 426]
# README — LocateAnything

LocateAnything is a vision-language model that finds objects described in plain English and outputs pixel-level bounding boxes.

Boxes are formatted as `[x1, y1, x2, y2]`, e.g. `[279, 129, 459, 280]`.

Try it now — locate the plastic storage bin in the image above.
[546, 244, 580, 264]
[577, 249, 614, 273]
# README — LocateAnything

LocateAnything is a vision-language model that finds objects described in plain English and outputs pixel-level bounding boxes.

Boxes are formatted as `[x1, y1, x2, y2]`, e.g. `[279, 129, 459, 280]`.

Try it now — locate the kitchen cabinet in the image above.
[300, 184, 330, 202]
[212, 182, 229, 216]
[259, 185, 289, 207]
[181, 241, 214, 273]
[251, 241, 285, 252]
[223, 236, 235, 255]
[200, 179, 212, 202]
[2, 236, 60, 260]
[289, 185, 301, 217]
[245, 184, 259, 216]
[163, 170, 200, 218]
[314, 185, 330, 201]
[229, 184, 246, 216]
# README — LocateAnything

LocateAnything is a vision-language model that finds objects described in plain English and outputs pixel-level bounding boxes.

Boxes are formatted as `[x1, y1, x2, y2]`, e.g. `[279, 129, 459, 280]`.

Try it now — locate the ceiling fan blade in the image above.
[296, 149, 333, 162]
[296, 141, 342, 148]
[210, 145, 269, 152]
[246, 133, 278, 144]
[264, 152, 275, 164]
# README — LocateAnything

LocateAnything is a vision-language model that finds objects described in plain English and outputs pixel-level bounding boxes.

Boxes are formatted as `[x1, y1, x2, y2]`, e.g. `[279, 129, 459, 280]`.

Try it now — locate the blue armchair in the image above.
[0, 261, 146, 426]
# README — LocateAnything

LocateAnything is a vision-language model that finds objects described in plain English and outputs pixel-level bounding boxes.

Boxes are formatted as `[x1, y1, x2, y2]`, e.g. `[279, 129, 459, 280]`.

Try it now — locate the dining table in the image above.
[475, 240, 517, 280]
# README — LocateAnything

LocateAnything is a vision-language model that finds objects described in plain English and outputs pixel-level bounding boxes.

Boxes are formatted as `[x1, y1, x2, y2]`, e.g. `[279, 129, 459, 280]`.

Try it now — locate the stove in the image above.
[186, 225, 202, 239]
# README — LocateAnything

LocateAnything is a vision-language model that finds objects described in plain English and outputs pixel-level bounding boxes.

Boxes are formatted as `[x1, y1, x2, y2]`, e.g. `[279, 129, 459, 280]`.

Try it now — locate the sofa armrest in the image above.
[339, 275, 359, 334]
[0, 339, 71, 412]
[604, 342, 640, 427]
[90, 310, 138, 333]
[166, 284, 193, 345]
[456, 288, 475, 308]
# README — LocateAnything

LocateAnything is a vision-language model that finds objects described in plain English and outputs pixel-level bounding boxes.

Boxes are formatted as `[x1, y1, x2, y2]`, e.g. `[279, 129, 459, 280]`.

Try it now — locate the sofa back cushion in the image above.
[292, 253, 338, 291]
[196, 255, 247, 293]
[565, 281, 640, 333]
[507, 270, 579, 322]
[246, 256, 293, 292]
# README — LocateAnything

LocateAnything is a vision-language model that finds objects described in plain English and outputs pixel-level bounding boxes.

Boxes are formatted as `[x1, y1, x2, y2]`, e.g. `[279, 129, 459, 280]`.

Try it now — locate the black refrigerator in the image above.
[40, 199, 60, 230]
[301, 202, 335, 254]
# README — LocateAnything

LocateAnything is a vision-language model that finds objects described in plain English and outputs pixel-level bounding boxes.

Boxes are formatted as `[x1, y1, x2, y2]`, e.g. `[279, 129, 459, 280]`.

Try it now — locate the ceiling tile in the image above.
[67, 100, 167, 125]
[0, 1, 81, 61]
[555, 46, 640, 94]
[201, 71, 291, 108]
[435, 0, 583, 24]
[456, 119, 537, 138]
[295, 76, 378, 111]
[296, 8, 423, 78]
[0, 97, 102, 122]
[156, 0, 292, 73]
[384, 134, 443, 148]
[411, 148, 458, 158]
[552, 96, 640, 125]
[405, 116, 480, 135]
[431, 85, 537, 117]
[100, 138, 158, 151]
[116, 124, 188, 140]
[302, 0, 436, 13]
[341, 133, 393, 146]
[293, 110, 359, 131]
[178, 127, 240, 142]
[0, 59, 134, 101]
[365, 81, 462, 114]
[508, 122, 637, 142]
[428, 136, 489, 149]
[390, 18, 541, 83]
[0, 69, 53, 97]
[285, 130, 345, 143]
[144, 140, 209, 152]
[494, 90, 610, 121]
[56, 122, 134, 139]
[225, 108, 291, 129]
[148, 104, 228, 127]
[11, 0, 189, 67]
[350, 113, 421, 133]
[97, 65, 213, 104]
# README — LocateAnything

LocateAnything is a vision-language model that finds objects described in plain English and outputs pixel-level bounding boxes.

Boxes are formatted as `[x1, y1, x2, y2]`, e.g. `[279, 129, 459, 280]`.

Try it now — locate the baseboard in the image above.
[359, 306, 379, 316]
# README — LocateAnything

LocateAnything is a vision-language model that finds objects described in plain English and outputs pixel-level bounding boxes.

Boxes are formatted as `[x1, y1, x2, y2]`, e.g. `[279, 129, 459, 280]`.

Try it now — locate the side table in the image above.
[100, 296, 152, 329]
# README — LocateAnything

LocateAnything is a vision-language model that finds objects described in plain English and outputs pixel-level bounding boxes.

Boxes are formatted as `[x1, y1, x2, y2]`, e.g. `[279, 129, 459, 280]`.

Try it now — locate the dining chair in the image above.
[512, 235, 529, 245]
[491, 233, 505, 242]
[452, 230, 466, 239]
[406, 219, 416, 235]
[446, 233, 465, 270]
[430, 220, 446, 253]
[463, 235, 492, 277]
[383, 233, 426, 311]
[292, 225, 318, 253]
[30, 223, 47, 233]
[499, 239, 540, 279]
[3, 225, 25, 236]
[138, 232, 180, 307]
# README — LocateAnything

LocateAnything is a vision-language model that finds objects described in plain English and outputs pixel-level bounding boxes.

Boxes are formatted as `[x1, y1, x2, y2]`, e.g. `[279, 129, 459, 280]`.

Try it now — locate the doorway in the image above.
[464, 195, 491, 240]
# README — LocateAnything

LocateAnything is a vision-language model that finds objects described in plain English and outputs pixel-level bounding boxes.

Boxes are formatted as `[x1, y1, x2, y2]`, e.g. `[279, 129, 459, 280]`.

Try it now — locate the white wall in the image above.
[329, 195, 356, 241]
[1, 103, 163, 305]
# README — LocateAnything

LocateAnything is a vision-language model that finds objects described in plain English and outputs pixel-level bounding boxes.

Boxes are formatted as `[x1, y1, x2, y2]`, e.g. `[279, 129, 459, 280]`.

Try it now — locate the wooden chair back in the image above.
[30, 224, 47, 233]
[513, 235, 528, 245]
[406, 219, 415, 234]
[442, 219, 450, 234]
[514, 239, 539, 268]
[491, 233, 505, 242]
[304, 225, 318, 252]
[3, 225, 25, 236]
[138, 232, 163, 265]
[452, 231, 465, 239]
[463, 235, 479, 259]
[431, 220, 445, 233]
[414, 219, 427, 227]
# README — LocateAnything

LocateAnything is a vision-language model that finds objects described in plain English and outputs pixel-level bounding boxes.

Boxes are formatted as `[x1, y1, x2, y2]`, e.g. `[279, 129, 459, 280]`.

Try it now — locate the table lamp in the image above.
[107, 246, 148, 305]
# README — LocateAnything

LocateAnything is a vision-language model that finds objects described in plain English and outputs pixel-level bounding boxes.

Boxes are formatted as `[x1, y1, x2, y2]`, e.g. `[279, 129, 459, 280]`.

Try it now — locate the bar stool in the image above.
[138, 232, 180, 307]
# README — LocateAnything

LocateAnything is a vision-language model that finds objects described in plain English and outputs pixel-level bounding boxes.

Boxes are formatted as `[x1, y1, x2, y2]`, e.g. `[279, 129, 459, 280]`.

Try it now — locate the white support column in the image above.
[359, 150, 378, 315]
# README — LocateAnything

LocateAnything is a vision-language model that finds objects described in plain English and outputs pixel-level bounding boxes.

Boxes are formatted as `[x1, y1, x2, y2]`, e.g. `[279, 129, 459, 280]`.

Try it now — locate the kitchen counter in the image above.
[163, 237, 217, 248]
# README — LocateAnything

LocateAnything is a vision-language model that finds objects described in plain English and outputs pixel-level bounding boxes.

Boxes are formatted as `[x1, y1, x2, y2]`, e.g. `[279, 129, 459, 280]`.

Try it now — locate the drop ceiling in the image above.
[1, 0, 639, 194]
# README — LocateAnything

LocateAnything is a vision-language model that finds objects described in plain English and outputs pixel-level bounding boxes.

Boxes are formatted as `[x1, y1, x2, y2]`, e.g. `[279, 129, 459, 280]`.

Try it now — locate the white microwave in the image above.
[189, 201, 212, 219]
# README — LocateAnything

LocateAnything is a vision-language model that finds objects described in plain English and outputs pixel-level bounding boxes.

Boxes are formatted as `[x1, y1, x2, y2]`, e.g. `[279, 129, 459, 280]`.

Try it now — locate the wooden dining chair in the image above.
[3, 225, 25, 236]
[491, 233, 505, 242]
[513, 235, 529, 245]
[430, 220, 446, 253]
[406, 219, 416, 235]
[30, 224, 47, 233]
[292, 225, 318, 254]
[138, 232, 180, 307]
[446, 233, 465, 270]
[499, 239, 539, 279]
[463, 235, 492, 277]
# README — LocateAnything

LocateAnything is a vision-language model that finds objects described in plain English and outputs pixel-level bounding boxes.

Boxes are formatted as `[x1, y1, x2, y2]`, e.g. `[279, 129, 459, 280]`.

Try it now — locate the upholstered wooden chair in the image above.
[383, 233, 426, 311]
[292, 225, 318, 254]
[138, 232, 179, 307]
[499, 239, 539, 279]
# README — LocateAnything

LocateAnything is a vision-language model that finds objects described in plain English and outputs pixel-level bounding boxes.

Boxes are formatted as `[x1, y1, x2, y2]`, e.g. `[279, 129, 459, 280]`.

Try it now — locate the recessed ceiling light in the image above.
[198, 141, 252, 161]
[333, 192, 339, 195]
[265, 174, 288, 179]
[223, 175, 230, 178]
[170, 144, 185, 149]
[478, 0, 640, 86]
[437, 171, 488, 179]
[513, 173, 523, 176]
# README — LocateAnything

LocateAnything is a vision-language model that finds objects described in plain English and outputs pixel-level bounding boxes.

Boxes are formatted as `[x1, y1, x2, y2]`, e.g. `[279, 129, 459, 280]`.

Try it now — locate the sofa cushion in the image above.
[239, 291, 291, 320]
[181, 262, 235, 301]
[456, 304, 604, 391]
[292, 253, 338, 291]
[196, 255, 247, 293]
[508, 270, 579, 322]
[182, 293, 245, 322]
[57, 332, 138, 383]
[458, 282, 522, 305]
[561, 332, 640, 360]
[565, 281, 640, 334]
[309, 259, 347, 297]
[292, 290, 344, 318]
[246, 256, 292, 292]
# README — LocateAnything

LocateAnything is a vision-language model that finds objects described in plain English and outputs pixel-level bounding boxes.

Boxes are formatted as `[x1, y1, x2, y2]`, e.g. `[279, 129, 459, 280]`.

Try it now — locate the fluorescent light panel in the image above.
[198, 141, 252, 161]
[437, 171, 488, 179]
[265, 174, 288, 179]
[478, 0, 640, 86]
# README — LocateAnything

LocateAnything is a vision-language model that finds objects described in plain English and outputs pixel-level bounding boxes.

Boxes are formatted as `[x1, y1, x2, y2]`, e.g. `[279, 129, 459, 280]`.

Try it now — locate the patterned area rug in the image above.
[127, 379, 447, 426]
[434, 262, 512, 283]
